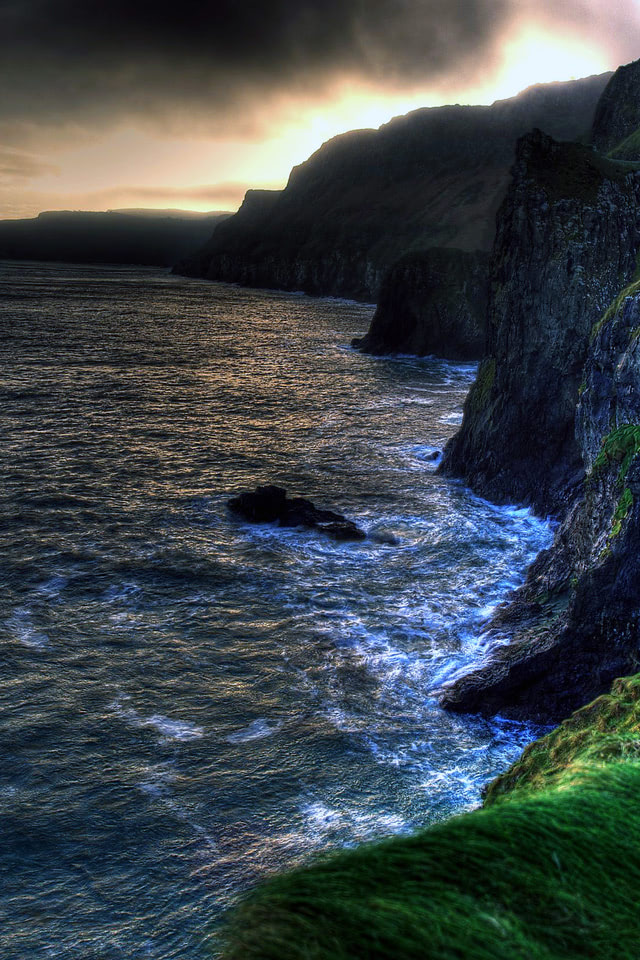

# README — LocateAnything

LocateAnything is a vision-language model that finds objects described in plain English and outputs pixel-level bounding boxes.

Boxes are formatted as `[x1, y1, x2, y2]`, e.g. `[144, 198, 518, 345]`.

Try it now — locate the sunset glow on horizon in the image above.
[1, 3, 637, 219]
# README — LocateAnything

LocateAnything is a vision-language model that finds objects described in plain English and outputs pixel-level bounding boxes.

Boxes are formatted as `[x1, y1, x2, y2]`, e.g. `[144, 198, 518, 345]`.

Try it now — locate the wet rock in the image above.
[368, 530, 399, 545]
[441, 285, 640, 723]
[228, 485, 366, 541]
[354, 248, 489, 360]
[439, 128, 640, 517]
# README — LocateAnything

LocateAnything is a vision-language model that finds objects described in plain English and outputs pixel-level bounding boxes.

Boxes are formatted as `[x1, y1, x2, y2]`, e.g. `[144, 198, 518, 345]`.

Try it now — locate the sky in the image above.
[2, 0, 640, 219]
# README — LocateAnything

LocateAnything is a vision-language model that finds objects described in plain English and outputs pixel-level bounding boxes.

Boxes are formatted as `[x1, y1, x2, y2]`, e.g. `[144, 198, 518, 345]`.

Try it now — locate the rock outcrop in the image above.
[439, 129, 640, 517]
[176, 75, 609, 301]
[591, 58, 640, 158]
[352, 248, 489, 360]
[440, 282, 640, 722]
[228, 485, 366, 541]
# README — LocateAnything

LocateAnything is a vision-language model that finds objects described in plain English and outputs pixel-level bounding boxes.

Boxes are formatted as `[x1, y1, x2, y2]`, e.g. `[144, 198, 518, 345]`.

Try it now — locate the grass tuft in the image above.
[218, 675, 640, 960]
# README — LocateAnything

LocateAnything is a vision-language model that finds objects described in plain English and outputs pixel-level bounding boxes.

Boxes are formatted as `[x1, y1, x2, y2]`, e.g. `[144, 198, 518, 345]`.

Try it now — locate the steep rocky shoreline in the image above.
[175, 75, 608, 302]
[352, 248, 489, 360]
[441, 280, 640, 722]
[438, 129, 640, 517]
[437, 60, 640, 722]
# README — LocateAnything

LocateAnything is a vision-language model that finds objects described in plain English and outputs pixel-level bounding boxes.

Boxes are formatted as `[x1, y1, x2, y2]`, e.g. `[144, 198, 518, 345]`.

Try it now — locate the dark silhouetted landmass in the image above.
[177, 73, 610, 301]
[0, 209, 230, 267]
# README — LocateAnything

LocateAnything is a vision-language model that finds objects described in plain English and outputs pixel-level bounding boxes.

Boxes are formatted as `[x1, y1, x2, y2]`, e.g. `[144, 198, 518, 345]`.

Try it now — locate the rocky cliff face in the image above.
[352, 248, 489, 360]
[176, 75, 609, 301]
[591, 58, 640, 158]
[440, 281, 640, 723]
[439, 129, 640, 516]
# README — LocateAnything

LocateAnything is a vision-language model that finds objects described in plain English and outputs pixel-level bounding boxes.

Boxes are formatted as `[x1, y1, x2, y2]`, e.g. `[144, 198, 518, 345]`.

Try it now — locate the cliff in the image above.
[438, 129, 640, 517]
[441, 279, 640, 722]
[176, 74, 609, 301]
[0, 210, 228, 267]
[591, 58, 640, 159]
[352, 248, 489, 359]
[218, 674, 640, 959]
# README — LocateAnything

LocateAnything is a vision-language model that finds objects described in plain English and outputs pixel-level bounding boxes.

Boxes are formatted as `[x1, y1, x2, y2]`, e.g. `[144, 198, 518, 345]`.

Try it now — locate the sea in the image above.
[0, 261, 553, 959]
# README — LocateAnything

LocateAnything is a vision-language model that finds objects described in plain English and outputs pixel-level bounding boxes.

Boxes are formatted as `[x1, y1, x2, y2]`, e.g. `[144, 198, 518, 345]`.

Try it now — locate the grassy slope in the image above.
[219, 676, 640, 959]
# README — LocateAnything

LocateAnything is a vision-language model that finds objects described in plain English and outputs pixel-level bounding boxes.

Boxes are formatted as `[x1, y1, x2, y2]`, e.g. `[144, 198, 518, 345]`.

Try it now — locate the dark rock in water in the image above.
[228, 485, 366, 541]
[354, 248, 489, 360]
[368, 530, 399, 545]
[440, 282, 640, 724]
[439, 128, 640, 517]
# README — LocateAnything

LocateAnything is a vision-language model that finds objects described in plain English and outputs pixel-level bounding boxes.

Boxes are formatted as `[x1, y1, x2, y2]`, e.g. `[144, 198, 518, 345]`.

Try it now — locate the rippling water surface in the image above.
[0, 261, 553, 959]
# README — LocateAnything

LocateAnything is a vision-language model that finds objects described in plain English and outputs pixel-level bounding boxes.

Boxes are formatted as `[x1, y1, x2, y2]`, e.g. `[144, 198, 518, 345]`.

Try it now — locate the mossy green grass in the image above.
[219, 676, 640, 960]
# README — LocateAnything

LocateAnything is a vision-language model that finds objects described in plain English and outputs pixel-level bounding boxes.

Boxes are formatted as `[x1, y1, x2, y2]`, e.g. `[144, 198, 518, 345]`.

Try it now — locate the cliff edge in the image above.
[438, 129, 640, 517]
[176, 75, 608, 301]
[441, 278, 640, 722]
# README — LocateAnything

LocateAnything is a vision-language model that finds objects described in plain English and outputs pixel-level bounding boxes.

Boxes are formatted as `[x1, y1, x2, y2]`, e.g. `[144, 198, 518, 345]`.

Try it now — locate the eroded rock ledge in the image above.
[353, 248, 489, 360]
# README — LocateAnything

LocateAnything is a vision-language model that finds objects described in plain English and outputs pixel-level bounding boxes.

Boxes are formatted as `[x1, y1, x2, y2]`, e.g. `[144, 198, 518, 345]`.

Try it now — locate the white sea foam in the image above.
[144, 715, 204, 740]
[301, 801, 409, 842]
[103, 582, 142, 602]
[439, 410, 464, 425]
[6, 608, 48, 649]
[226, 718, 283, 743]
[109, 696, 204, 741]
[37, 575, 68, 598]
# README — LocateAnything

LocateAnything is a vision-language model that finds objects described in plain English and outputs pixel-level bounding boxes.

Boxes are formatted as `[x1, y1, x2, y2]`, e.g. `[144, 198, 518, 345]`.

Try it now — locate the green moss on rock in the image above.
[591, 423, 640, 482]
[585, 424, 640, 545]
[484, 674, 640, 805]
[469, 357, 496, 414]
[591, 279, 640, 343]
[608, 127, 640, 161]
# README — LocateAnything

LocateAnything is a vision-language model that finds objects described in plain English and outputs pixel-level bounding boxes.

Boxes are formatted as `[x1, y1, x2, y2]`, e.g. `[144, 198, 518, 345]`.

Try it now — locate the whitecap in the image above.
[6, 608, 48, 649]
[109, 697, 204, 741]
[226, 718, 283, 743]
[144, 714, 204, 741]
[301, 801, 409, 841]
[37, 575, 69, 598]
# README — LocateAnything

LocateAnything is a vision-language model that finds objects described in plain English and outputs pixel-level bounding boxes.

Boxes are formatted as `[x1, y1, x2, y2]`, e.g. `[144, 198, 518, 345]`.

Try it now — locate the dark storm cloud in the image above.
[1, 0, 639, 143]
[1, 0, 509, 135]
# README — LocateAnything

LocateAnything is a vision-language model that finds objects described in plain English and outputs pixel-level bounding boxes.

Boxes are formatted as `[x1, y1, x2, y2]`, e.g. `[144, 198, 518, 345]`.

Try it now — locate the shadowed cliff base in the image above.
[440, 282, 640, 723]
[352, 248, 489, 360]
[176, 75, 609, 302]
[217, 674, 640, 960]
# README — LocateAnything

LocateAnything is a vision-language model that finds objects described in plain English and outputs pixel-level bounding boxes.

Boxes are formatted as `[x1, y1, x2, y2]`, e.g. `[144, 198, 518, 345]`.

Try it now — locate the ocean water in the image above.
[0, 261, 553, 959]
